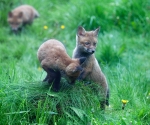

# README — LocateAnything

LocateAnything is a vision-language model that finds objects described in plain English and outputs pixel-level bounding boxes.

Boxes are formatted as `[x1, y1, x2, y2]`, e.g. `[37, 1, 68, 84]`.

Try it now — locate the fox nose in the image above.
[86, 48, 95, 54]
[91, 50, 95, 53]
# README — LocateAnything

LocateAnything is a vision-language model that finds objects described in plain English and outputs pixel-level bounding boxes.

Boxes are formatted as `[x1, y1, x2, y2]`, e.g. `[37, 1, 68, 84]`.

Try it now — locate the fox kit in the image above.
[72, 26, 109, 110]
[8, 5, 39, 33]
[37, 39, 86, 91]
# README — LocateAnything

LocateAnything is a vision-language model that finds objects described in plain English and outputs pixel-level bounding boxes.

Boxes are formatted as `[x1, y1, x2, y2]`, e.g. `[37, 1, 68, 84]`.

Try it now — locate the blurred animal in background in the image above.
[37, 39, 86, 91]
[7, 5, 39, 34]
[72, 26, 109, 110]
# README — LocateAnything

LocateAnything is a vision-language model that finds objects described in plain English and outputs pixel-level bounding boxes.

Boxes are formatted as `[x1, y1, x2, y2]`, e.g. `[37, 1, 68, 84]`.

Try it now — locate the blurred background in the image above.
[0, 0, 150, 124]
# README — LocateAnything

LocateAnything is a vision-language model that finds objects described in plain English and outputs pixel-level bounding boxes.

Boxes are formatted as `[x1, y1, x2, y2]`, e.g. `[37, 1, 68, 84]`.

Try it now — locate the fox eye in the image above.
[85, 42, 90, 45]
[93, 42, 97, 46]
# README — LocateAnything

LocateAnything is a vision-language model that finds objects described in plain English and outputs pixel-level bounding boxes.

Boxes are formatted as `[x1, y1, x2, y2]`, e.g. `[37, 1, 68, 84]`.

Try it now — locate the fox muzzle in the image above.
[86, 48, 95, 54]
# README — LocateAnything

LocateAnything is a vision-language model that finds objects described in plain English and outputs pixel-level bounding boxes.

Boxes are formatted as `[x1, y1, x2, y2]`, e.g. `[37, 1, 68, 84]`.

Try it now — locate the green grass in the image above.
[0, 0, 150, 124]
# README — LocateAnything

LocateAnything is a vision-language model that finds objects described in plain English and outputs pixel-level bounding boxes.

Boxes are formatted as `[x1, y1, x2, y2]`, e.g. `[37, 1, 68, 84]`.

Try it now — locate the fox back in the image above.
[8, 5, 39, 33]
[37, 39, 86, 86]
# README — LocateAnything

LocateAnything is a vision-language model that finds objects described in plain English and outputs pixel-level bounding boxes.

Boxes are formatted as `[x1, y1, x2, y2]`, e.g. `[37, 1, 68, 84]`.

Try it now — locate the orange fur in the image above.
[73, 26, 109, 110]
[37, 39, 86, 91]
[8, 5, 39, 32]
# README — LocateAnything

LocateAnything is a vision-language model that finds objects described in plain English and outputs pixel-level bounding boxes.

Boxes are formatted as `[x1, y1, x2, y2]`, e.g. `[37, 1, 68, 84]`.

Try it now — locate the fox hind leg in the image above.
[52, 71, 61, 92]
[42, 66, 56, 83]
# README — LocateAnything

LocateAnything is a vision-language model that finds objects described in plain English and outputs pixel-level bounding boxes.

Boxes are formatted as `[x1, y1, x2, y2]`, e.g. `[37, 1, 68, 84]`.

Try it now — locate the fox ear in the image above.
[79, 57, 86, 65]
[94, 27, 100, 36]
[8, 11, 13, 17]
[77, 26, 86, 36]
[18, 12, 23, 18]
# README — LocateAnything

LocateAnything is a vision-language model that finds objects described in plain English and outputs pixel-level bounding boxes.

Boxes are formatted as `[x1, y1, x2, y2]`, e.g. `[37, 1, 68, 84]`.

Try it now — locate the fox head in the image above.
[7, 11, 23, 32]
[76, 26, 100, 55]
[65, 57, 86, 84]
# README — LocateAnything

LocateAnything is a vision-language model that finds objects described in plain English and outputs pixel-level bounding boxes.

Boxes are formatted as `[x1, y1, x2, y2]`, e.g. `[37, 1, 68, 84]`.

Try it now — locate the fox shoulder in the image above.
[21, 5, 40, 18]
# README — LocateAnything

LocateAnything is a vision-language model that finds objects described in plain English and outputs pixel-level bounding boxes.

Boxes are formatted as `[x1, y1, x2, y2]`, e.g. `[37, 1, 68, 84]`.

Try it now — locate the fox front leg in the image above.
[77, 68, 91, 80]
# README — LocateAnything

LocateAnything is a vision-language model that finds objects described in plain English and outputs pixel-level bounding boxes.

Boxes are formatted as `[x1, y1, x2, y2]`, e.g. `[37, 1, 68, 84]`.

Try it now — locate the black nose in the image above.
[92, 50, 95, 53]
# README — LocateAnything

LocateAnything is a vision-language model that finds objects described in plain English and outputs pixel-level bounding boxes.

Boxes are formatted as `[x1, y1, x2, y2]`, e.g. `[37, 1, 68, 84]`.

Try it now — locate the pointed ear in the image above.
[94, 27, 100, 36]
[73, 66, 82, 72]
[77, 26, 86, 37]
[8, 11, 13, 17]
[18, 12, 23, 18]
[79, 57, 86, 65]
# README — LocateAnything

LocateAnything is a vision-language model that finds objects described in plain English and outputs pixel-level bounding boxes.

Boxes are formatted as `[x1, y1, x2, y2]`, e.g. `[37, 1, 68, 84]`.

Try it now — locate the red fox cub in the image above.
[7, 5, 39, 33]
[37, 39, 86, 91]
[72, 26, 109, 110]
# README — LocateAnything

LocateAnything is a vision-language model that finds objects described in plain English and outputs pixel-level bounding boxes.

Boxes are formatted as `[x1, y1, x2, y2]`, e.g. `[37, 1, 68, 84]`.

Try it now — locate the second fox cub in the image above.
[73, 26, 109, 110]
[8, 5, 39, 33]
[37, 39, 86, 91]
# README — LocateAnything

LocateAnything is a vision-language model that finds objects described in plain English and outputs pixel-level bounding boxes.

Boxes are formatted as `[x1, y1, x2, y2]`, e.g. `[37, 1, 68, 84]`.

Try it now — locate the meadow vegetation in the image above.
[0, 0, 150, 124]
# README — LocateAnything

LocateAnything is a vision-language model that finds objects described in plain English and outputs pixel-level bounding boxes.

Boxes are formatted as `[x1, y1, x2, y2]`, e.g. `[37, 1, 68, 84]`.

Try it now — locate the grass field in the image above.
[0, 0, 150, 124]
